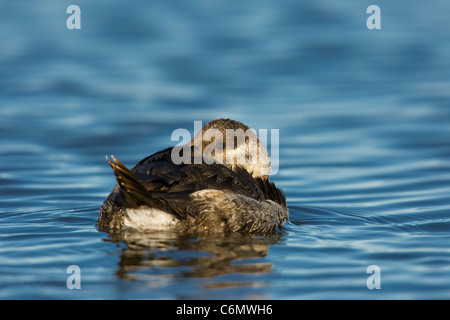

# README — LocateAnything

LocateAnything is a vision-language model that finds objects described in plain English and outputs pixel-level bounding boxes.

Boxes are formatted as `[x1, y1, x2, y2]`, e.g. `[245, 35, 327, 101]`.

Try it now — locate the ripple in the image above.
[1, 0, 450, 299]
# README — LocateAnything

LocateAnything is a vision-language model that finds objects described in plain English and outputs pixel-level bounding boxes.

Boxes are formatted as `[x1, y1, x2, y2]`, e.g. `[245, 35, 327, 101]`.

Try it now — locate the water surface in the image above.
[1, 1, 450, 299]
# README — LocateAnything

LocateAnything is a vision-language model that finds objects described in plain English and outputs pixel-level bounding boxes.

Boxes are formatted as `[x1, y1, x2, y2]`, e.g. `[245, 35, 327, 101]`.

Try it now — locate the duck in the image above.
[97, 119, 288, 234]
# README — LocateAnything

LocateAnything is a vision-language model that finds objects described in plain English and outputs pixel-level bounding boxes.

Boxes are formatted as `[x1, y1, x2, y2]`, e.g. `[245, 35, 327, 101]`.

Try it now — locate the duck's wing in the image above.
[131, 147, 184, 191]
[131, 146, 264, 200]
[255, 177, 288, 209]
[108, 146, 265, 219]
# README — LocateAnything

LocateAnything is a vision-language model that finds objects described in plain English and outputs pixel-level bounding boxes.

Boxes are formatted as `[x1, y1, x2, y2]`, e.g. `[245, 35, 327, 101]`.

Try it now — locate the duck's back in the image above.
[98, 146, 288, 234]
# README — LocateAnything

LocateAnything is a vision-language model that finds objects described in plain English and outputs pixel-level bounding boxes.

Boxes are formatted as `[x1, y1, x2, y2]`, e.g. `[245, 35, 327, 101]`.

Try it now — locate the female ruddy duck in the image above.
[97, 119, 288, 234]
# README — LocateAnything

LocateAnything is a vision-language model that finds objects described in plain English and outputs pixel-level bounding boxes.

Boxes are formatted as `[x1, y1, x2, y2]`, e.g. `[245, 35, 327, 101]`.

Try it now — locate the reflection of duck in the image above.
[97, 119, 288, 234]
[109, 231, 282, 282]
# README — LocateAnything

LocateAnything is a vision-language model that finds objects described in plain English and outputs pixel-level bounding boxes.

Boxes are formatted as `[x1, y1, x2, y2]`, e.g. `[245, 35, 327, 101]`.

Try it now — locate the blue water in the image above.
[1, 0, 450, 299]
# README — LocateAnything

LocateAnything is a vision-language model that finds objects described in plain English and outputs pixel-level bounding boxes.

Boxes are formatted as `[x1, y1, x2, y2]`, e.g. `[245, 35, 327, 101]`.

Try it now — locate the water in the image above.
[1, 0, 450, 299]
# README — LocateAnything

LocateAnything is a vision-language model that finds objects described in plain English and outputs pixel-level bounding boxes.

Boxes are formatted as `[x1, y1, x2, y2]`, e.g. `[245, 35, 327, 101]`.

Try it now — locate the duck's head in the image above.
[190, 119, 271, 179]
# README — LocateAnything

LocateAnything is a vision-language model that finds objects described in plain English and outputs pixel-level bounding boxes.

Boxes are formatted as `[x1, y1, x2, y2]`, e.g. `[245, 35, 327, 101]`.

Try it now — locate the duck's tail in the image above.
[106, 155, 167, 211]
